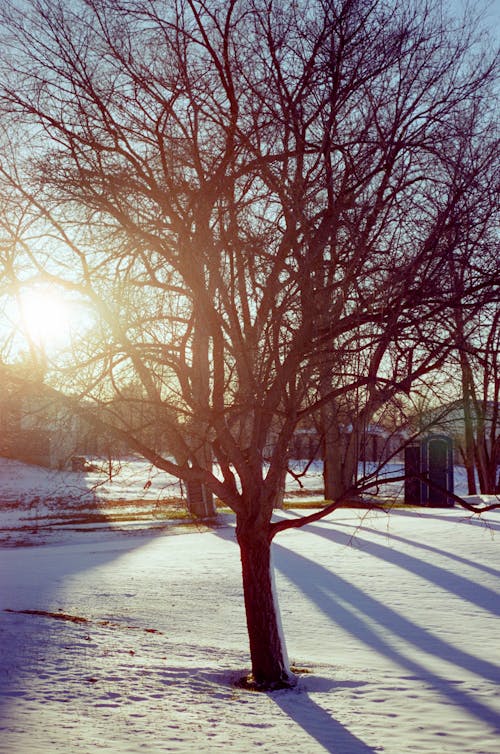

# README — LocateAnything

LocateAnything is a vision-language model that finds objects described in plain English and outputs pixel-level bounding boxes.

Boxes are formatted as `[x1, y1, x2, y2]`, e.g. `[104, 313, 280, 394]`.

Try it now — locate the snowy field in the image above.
[0, 458, 499, 753]
[0, 454, 490, 544]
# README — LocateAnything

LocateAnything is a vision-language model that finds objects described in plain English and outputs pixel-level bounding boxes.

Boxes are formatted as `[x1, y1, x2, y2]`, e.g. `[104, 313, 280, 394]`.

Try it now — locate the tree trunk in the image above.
[453, 305, 478, 495]
[186, 302, 216, 518]
[322, 425, 342, 500]
[462, 392, 478, 495]
[236, 517, 293, 689]
[322, 424, 358, 501]
[272, 463, 288, 509]
[470, 401, 498, 494]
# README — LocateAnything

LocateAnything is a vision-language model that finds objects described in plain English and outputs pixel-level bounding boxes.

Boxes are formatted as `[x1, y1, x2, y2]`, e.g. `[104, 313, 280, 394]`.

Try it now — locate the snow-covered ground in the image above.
[0, 454, 489, 542]
[0, 458, 499, 753]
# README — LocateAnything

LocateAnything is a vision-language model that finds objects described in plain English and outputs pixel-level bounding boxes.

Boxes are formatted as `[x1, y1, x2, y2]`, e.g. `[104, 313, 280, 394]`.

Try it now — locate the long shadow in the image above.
[215, 523, 500, 739]
[216, 519, 500, 748]
[334, 520, 500, 579]
[281, 518, 500, 619]
[0, 528, 163, 722]
[271, 684, 378, 754]
[162, 663, 378, 754]
[214, 527, 379, 752]
[392, 508, 500, 533]
[273, 542, 500, 729]
[217, 519, 500, 679]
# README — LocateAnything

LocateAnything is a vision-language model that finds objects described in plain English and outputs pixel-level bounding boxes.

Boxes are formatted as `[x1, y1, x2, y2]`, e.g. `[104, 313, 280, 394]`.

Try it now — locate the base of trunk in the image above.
[236, 670, 297, 692]
[237, 518, 291, 689]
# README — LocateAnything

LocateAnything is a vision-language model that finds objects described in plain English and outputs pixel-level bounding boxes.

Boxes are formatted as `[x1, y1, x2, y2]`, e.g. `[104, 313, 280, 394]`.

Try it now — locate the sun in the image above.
[18, 286, 76, 351]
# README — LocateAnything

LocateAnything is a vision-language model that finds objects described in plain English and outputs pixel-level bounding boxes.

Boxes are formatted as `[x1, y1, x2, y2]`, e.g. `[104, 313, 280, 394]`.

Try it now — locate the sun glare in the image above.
[18, 287, 77, 351]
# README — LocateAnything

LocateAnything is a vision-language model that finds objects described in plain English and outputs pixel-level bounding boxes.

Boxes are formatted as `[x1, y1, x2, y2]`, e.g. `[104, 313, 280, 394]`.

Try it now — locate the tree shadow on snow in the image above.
[334, 519, 500, 579]
[387, 508, 500, 533]
[271, 682, 378, 754]
[299, 519, 500, 618]
[0, 529, 163, 718]
[213, 527, 379, 752]
[273, 541, 500, 730]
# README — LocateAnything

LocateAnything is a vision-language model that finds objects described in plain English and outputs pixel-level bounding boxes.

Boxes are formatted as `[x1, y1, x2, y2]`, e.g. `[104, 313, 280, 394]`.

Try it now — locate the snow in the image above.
[0, 458, 499, 753]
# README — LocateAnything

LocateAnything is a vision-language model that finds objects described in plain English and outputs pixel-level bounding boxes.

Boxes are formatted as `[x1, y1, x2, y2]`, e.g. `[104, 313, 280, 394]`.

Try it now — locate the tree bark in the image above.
[322, 422, 358, 500]
[236, 517, 293, 689]
[186, 301, 216, 518]
[461, 370, 478, 495]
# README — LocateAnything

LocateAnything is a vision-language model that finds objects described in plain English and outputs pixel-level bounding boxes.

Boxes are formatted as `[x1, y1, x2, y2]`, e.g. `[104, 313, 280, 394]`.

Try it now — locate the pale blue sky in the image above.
[448, 0, 499, 41]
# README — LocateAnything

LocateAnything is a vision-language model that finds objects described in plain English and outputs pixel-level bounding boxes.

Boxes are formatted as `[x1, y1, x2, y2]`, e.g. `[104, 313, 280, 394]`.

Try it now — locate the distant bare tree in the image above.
[0, 0, 498, 688]
[444, 299, 500, 495]
[445, 129, 499, 494]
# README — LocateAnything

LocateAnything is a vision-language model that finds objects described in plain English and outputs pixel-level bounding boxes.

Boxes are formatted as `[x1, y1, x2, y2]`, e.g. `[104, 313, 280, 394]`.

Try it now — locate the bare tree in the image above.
[0, 0, 498, 688]
[445, 303, 500, 494]
[445, 126, 499, 494]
